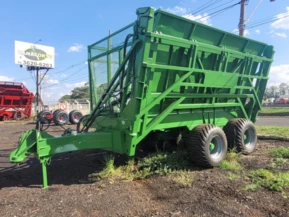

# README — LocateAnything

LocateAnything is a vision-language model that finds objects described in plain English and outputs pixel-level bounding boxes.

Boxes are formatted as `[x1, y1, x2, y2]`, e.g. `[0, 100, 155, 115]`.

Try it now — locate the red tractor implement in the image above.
[0, 81, 34, 121]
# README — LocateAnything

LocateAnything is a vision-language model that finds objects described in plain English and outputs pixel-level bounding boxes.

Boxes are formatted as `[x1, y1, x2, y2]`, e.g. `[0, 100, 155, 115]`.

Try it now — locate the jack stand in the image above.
[40, 157, 50, 189]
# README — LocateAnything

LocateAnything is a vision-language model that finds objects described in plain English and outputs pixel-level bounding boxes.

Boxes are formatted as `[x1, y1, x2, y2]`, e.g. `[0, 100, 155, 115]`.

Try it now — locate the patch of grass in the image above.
[268, 158, 288, 169]
[247, 169, 289, 192]
[219, 161, 243, 171]
[227, 172, 240, 181]
[89, 151, 190, 183]
[270, 147, 289, 158]
[260, 107, 289, 114]
[243, 183, 259, 191]
[219, 151, 243, 171]
[256, 126, 289, 137]
[169, 170, 194, 187]
[138, 151, 190, 174]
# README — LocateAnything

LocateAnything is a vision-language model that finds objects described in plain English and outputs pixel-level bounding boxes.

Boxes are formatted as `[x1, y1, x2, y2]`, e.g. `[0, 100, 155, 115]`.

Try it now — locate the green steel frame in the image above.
[10, 7, 274, 188]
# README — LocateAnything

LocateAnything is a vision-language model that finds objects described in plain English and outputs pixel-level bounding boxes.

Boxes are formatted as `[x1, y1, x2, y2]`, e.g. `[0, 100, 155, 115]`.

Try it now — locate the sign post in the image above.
[14, 41, 55, 117]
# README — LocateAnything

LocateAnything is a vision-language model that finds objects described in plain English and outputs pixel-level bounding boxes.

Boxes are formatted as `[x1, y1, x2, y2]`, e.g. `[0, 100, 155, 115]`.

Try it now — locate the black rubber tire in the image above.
[14, 111, 23, 121]
[186, 124, 228, 167]
[53, 109, 62, 116]
[37, 110, 52, 124]
[223, 118, 257, 155]
[69, 110, 83, 124]
[76, 114, 90, 133]
[53, 110, 69, 126]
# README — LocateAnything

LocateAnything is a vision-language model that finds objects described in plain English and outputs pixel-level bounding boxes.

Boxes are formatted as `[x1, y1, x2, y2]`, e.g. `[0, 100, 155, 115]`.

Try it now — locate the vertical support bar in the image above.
[40, 157, 49, 189]
[88, 46, 98, 112]
[119, 49, 123, 67]
[42, 162, 48, 188]
[36, 68, 39, 116]
[107, 30, 112, 83]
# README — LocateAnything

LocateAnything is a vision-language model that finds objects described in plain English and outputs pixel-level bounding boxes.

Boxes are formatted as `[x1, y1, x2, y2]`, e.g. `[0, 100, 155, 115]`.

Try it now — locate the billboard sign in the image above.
[14, 41, 55, 68]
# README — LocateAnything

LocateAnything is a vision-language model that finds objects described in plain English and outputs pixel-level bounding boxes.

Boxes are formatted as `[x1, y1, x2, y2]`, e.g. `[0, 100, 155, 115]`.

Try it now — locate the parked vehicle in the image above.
[275, 97, 288, 104]
[0, 81, 34, 121]
[10, 7, 274, 188]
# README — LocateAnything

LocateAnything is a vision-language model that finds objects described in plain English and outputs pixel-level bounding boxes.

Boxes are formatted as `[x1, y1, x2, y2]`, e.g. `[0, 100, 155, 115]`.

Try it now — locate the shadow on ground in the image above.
[0, 148, 107, 188]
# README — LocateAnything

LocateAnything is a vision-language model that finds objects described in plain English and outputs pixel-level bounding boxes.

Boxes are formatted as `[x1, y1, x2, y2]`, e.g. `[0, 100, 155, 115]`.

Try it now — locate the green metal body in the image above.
[10, 7, 274, 188]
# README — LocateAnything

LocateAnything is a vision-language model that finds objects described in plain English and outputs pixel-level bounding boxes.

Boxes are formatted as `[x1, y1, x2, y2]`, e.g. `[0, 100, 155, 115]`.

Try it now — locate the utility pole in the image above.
[239, 0, 276, 36]
[36, 68, 40, 116]
[239, 0, 247, 36]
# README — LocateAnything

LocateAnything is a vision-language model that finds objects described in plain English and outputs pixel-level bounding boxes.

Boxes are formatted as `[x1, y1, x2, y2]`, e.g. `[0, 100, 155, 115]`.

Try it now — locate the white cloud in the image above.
[244, 29, 250, 36]
[166, 6, 187, 15]
[64, 81, 86, 89]
[269, 30, 288, 38]
[271, 7, 289, 30]
[255, 29, 260, 34]
[0, 75, 15, 81]
[274, 32, 287, 38]
[67, 44, 83, 52]
[233, 28, 250, 36]
[45, 79, 59, 84]
[183, 13, 211, 25]
[165, 6, 211, 25]
[268, 64, 289, 86]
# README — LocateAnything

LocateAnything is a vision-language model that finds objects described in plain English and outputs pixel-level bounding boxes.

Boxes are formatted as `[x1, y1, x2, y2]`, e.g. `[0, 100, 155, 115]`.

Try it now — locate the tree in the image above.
[59, 83, 90, 101]
[59, 94, 71, 101]
[59, 82, 110, 101]
[97, 83, 108, 98]
[264, 85, 279, 99]
[279, 83, 289, 96]
[70, 84, 89, 99]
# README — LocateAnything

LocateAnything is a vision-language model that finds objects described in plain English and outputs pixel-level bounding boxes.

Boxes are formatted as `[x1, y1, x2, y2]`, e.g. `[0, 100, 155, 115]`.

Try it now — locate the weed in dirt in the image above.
[268, 158, 288, 169]
[137, 151, 190, 174]
[220, 161, 243, 171]
[247, 169, 289, 194]
[227, 172, 240, 181]
[270, 147, 289, 158]
[89, 155, 149, 183]
[89, 151, 190, 183]
[169, 170, 193, 187]
[243, 183, 259, 191]
[219, 151, 243, 171]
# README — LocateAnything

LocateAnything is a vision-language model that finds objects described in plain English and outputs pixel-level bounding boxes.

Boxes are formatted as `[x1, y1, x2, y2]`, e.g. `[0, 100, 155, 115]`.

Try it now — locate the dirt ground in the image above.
[0, 122, 289, 217]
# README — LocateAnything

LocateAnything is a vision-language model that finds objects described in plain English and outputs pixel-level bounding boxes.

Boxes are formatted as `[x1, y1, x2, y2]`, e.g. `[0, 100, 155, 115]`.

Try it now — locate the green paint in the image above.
[10, 7, 274, 188]
[210, 143, 215, 152]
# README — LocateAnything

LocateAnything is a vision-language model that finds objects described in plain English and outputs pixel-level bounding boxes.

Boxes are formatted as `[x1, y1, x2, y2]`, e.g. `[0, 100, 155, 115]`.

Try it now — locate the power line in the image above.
[246, 11, 289, 29]
[246, 14, 289, 29]
[17, 60, 87, 81]
[195, 1, 241, 22]
[203, 0, 239, 14]
[190, 0, 222, 15]
[171, 0, 184, 8]
[41, 66, 88, 88]
[246, 11, 289, 26]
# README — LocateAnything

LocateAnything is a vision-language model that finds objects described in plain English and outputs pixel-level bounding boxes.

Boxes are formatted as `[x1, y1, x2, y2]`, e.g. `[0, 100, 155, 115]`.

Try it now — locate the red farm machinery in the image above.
[0, 81, 34, 121]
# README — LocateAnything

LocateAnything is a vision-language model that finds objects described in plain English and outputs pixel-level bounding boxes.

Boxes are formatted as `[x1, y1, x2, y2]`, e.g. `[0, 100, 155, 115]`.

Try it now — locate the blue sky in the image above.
[0, 0, 288, 103]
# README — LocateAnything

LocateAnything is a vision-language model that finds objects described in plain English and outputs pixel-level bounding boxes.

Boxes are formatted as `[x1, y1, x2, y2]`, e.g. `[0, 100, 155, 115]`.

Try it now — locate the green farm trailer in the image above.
[10, 7, 274, 188]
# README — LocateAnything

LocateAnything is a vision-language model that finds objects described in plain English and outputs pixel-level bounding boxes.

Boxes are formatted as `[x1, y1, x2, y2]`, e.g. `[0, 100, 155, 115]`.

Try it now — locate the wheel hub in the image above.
[209, 136, 223, 160]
